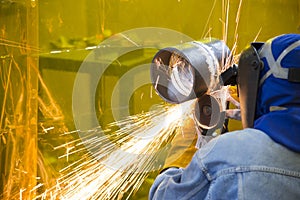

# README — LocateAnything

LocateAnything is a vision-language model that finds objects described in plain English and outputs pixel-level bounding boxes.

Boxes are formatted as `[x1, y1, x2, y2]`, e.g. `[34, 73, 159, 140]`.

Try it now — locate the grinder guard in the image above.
[238, 43, 263, 128]
[194, 94, 222, 130]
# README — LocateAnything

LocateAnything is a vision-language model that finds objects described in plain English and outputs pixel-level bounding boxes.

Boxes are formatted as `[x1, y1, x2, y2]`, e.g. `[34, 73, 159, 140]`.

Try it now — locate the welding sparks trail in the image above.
[32, 1, 241, 198]
[35, 101, 196, 200]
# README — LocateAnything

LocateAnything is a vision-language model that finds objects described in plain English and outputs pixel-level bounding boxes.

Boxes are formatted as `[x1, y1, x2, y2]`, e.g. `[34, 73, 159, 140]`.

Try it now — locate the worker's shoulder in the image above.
[208, 128, 269, 150]
[214, 128, 273, 153]
[196, 128, 272, 162]
[218, 128, 269, 145]
[196, 128, 300, 176]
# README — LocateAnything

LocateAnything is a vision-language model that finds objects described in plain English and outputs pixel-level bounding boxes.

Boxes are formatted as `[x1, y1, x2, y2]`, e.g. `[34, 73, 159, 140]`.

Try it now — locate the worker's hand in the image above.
[163, 117, 199, 169]
[226, 86, 241, 121]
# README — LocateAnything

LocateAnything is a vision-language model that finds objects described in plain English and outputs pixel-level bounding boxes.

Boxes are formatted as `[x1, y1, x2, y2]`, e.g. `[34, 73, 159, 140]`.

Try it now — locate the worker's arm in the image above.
[149, 142, 213, 200]
[149, 116, 220, 199]
[163, 116, 215, 169]
[162, 117, 199, 169]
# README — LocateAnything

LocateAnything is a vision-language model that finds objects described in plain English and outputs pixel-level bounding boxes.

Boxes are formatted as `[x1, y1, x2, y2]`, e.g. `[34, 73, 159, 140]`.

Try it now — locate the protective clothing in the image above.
[254, 34, 300, 152]
[150, 129, 300, 200]
[237, 42, 262, 128]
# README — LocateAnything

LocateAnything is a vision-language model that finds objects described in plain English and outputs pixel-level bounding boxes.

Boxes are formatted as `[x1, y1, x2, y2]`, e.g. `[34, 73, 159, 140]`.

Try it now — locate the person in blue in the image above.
[149, 33, 300, 200]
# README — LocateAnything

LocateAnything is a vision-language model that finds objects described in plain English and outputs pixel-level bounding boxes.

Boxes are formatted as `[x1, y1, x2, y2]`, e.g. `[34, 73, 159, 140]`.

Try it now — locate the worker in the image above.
[149, 33, 300, 200]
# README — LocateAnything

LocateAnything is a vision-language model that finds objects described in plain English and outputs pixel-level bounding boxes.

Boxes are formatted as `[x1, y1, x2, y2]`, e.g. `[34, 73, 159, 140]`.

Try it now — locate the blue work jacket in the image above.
[149, 128, 300, 200]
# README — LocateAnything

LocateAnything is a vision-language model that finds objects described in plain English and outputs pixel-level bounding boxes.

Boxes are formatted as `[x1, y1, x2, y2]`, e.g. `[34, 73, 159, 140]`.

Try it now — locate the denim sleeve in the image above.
[149, 153, 210, 200]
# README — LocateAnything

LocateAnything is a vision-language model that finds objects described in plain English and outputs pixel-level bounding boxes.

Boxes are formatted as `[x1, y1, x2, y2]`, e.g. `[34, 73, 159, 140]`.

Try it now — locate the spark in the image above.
[85, 46, 97, 50]
[231, 0, 243, 57]
[223, 0, 230, 43]
[35, 100, 197, 200]
[253, 27, 262, 42]
[19, 189, 26, 200]
[14, 168, 28, 174]
[201, 0, 217, 38]
[58, 146, 75, 162]
[154, 75, 160, 90]
[41, 125, 54, 133]
[50, 50, 62, 54]
[0, 38, 41, 52]
[119, 33, 140, 47]
[30, 183, 43, 193]
[150, 86, 153, 98]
